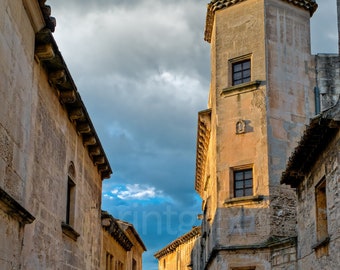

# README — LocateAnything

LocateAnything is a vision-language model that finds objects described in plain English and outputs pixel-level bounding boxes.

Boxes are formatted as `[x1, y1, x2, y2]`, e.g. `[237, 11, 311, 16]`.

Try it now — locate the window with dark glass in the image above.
[234, 169, 253, 197]
[132, 259, 137, 270]
[66, 177, 75, 225]
[232, 59, 251, 85]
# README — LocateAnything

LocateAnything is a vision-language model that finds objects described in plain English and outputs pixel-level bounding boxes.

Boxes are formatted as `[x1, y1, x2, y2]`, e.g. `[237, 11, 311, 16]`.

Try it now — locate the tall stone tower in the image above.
[194, 0, 318, 269]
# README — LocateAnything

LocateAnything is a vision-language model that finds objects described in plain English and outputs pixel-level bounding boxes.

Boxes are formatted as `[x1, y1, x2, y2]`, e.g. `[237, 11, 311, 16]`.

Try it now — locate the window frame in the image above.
[106, 252, 114, 270]
[234, 168, 253, 198]
[315, 177, 328, 242]
[232, 59, 251, 85]
[229, 54, 252, 86]
[230, 165, 254, 199]
[66, 176, 76, 226]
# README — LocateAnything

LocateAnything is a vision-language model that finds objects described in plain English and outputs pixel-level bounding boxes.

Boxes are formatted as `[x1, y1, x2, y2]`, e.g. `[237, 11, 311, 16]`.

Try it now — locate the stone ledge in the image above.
[0, 187, 35, 225]
[61, 222, 80, 241]
[221, 80, 262, 97]
[224, 195, 265, 206]
[312, 236, 330, 250]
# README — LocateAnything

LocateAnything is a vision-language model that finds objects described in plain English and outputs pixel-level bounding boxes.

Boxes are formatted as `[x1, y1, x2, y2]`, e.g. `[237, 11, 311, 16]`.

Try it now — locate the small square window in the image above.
[234, 169, 253, 198]
[232, 59, 251, 85]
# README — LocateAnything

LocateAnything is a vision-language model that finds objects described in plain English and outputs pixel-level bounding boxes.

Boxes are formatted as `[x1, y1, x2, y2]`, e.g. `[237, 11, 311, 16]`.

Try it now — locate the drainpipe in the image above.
[314, 86, 320, 115]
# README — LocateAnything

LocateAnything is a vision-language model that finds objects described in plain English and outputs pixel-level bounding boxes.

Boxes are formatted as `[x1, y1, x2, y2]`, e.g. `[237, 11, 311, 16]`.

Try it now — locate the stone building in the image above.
[157, 0, 339, 269]
[154, 227, 201, 270]
[101, 211, 146, 270]
[192, 0, 318, 269]
[0, 0, 145, 269]
[281, 101, 340, 269]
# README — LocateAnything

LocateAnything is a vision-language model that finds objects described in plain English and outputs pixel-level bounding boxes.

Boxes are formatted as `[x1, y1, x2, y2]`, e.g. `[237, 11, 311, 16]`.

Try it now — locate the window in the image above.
[234, 169, 253, 197]
[62, 162, 79, 240]
[315, 178, 328, 242]
[115, 261, 123, 270]
[132, 259, 137, 270]
[66, 177, 76, 225]
[106, 252, 114, 270]
[232, 59, 251, 85]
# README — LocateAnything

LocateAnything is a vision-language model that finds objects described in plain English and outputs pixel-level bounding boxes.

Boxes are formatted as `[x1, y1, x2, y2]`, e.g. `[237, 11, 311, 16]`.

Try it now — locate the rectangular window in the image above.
[106, 252, 114, 270]
[66, 177, 76, 225]
[232, 59, 251, 85]
[234, 169, 253, 197]
[115, 261, 123, 270]
[132, 259, 137, 270]
[315, 178, 328, 242]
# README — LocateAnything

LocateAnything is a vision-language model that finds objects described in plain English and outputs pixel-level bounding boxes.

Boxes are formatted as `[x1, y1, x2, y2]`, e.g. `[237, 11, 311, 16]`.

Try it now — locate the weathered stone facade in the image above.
[101, 211, 146, 270]
[281, 103, 340, 269]
[192, 0, 317, 269]
[0, 0, 127, 269]
[158, 0, 339, 269]
[154, 227, 201, 270]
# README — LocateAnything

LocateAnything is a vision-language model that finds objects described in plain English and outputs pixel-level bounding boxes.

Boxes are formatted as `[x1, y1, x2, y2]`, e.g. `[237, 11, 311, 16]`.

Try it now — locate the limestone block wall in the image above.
[0, 210, 23, 269]
[0, 0, 39, 267]
[271, 244, 296, 270]
[0, 0, 36, 205]
[208, 251, 271, 270]
[265, 0, 315, 184]
[0, 0, 105, 269]
[295, 133, 340, 269]
[265, 0, 315, 238]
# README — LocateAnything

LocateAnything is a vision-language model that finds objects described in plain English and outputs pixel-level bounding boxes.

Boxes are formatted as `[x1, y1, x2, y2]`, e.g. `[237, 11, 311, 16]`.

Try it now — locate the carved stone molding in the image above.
[35, 44, 55, 60]
[195, 109, 212, 196]
[34, 28, 112, 180]
[59, 90, 77, 104]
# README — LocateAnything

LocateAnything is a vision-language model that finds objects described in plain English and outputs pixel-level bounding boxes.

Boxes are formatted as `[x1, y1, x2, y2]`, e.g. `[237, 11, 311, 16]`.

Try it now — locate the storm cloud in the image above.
[49, 0, 338, 268]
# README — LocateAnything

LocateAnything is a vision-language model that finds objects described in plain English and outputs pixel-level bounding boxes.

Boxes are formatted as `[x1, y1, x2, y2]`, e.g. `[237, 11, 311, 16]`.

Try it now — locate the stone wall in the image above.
[0, 0, 109, 269]
[315, 54, 340, 111]
[295, 132, 340, 269]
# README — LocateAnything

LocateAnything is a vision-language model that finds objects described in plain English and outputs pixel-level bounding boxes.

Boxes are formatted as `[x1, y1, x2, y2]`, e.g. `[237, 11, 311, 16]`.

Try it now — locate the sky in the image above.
[49, 1, 338, 269]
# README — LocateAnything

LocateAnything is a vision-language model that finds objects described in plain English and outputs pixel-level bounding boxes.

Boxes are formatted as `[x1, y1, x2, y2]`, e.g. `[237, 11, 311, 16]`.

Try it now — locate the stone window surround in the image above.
[61, 163, 80, 241]
[228, 164, 256, 200]
[228, 54, 252, 86]
[312, 177, 330, 253]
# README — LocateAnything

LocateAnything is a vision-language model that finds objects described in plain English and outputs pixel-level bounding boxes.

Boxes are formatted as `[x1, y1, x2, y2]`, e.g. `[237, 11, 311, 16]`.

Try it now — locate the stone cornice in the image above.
[195, 109, 212, 196]
[101, 211, 133, 251]
[34, 28, 112, 180]
[154, 226, 201, 259]
[204, 0, 318, 43]
[0, 187, 35, 225]
[116, 220, 147, 251]
[37, 0, 56, 32]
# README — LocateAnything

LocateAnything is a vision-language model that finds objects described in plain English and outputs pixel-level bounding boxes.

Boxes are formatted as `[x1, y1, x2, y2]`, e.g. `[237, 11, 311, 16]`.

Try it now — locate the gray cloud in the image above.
[48, 0, 338, 268]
